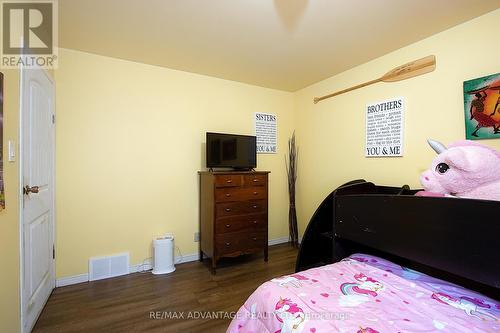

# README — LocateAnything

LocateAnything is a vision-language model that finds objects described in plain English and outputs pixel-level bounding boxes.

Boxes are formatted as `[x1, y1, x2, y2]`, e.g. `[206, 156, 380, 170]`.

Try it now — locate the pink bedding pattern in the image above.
[227, 254, 499, 333]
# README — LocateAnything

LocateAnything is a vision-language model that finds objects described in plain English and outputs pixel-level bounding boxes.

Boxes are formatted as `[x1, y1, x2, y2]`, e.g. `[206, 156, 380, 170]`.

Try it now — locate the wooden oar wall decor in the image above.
[313, 55, 436, 104]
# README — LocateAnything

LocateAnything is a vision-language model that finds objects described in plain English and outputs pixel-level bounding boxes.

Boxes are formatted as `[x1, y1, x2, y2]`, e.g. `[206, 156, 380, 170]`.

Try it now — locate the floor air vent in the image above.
[89, 253, 129, 281]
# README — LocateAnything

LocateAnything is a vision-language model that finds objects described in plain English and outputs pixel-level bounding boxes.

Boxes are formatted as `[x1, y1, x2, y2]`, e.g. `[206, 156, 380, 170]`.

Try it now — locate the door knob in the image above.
[23, 185, 40, 195]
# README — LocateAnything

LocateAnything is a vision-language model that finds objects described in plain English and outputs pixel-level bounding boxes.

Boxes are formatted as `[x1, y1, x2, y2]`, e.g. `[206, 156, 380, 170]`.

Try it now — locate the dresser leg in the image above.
[211, 258, 217, 275]
[264, 246, 268, 262]
[199, 249, 203, 262]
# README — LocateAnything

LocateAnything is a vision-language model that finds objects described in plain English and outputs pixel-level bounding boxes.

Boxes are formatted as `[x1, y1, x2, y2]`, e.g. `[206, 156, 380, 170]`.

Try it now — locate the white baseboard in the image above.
[176, 252, 200, 264]
[129, 258, 152, 273]
[56, 273, 89, 287]
[55, 236, 292, 287]
[268, 236, 290, 246]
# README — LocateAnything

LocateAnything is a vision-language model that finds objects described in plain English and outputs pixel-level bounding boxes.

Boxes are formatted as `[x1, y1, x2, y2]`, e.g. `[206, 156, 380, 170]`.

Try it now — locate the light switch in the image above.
[8, 140, 15, 162]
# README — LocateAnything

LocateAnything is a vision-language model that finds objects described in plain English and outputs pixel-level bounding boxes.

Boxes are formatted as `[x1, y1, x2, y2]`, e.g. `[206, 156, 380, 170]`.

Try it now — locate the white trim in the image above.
[268, 236, 290, 246]
[177, 252, 201, 264]
[18, 65, 25, 333]
[129, 261, 152, 273]
[55, 236, 292, 287]
[55, 273, 88, 287]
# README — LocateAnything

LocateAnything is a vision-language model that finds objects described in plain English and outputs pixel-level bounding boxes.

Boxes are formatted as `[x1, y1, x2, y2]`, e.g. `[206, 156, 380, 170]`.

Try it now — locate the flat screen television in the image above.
[206, 132, 256, 169]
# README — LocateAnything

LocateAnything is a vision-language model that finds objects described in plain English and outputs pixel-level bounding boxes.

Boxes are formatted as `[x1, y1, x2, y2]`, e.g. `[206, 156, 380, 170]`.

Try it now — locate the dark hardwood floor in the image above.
[33, 244, 298, 333]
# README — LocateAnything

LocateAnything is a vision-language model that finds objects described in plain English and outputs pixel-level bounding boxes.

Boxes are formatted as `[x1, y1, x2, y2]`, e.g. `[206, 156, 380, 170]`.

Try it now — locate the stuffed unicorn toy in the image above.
[418, 139, 500, 201]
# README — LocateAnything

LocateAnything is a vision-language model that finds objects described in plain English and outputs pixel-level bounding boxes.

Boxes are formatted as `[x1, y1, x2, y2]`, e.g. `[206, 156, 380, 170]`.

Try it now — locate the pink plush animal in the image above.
[418, 139, 500, 201]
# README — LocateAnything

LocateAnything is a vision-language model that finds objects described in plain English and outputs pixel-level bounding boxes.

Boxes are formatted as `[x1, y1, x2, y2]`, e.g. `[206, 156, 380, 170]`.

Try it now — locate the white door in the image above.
[21, 68, 55, 333]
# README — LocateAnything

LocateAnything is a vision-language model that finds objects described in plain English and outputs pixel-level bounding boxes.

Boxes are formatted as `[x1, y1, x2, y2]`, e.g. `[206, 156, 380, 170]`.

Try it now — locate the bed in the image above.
[227, 180, 500, 333]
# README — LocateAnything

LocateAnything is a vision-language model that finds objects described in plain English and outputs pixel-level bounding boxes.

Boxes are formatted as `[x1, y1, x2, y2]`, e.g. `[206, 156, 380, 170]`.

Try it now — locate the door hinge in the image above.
[52, 114, 55, 124]
[53, 244, 55, 259]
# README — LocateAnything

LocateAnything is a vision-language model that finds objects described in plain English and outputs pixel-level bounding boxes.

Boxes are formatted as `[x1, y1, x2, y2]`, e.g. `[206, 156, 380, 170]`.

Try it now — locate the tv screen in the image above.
[206, 132, 256, 169]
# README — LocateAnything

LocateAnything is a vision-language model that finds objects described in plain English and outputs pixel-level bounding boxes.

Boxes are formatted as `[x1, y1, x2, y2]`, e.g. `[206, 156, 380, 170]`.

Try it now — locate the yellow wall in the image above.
[55, 49, 294, 277]
[294, 9, 500, 234]
[55, 9, 500, 279]
[0, 8, 496, 333]
[0, 69, 21, 332]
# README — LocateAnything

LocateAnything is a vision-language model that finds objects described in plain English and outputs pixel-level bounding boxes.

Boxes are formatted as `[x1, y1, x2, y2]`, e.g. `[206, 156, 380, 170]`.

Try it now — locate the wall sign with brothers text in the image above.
[366, 97, 404, 157]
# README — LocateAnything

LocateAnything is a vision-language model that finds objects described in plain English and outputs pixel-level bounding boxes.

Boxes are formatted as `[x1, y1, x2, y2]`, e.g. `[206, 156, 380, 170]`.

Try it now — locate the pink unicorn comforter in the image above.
[227, 254, 499, 333]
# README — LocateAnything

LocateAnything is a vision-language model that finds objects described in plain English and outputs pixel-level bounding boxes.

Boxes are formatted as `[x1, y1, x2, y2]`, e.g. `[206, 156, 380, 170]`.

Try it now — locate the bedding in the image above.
[227, 254, 499, 333]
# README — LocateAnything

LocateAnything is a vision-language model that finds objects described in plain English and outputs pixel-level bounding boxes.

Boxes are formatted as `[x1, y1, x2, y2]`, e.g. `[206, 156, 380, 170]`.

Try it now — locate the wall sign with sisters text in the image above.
[255, 113, 277, 154]
[366, 97, 404, 157]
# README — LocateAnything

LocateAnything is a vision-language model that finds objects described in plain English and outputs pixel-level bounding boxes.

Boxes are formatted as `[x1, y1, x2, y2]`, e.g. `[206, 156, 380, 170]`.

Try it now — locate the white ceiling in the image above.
[59, 0, 500, 91]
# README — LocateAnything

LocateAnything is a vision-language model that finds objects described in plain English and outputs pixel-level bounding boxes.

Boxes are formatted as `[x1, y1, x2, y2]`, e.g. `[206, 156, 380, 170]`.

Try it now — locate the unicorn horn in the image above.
[427, 139, 447, 154]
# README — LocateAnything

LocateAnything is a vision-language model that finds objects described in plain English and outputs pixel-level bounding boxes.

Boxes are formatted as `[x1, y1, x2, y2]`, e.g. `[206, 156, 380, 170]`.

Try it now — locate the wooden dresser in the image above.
[199, 171, 270, 273]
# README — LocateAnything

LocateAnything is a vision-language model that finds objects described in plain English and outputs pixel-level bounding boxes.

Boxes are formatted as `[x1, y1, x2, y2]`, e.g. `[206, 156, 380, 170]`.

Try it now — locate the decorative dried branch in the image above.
[286, 131, 298, 248]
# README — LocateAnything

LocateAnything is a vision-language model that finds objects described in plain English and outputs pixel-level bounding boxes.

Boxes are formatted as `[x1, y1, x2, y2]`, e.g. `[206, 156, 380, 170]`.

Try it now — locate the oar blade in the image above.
[381, 55, 436, 82]
[312, 55, 436, 104]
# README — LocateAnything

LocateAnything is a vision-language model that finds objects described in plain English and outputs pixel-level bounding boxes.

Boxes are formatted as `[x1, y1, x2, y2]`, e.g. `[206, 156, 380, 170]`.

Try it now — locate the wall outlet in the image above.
[194, 232, 200, 242]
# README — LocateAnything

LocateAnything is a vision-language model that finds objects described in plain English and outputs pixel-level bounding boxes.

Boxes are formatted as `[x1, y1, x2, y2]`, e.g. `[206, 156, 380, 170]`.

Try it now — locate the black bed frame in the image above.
[296, 180, 500, 300]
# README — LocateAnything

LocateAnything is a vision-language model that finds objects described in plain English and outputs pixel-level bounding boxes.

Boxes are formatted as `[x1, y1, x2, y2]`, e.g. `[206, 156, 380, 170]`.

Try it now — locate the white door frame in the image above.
[19, 66, 56, 333]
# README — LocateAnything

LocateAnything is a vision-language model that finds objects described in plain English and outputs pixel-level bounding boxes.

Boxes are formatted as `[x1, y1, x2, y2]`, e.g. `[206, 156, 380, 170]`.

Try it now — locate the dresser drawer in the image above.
[214, 174, 242, 187]
[244, 174, 267, 187]
[215, 186, 267, 203]
[216, 231, 266, 255]
[215, 214, 267, 234]
[216, 200, 267, 217]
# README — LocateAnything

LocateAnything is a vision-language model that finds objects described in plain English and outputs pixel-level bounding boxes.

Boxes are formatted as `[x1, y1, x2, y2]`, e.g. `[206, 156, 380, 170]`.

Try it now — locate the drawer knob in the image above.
[225, 224, 231, 228]
[252, 237, 257, 241]
[253, 205, 257, 209]
[253, 191, 258, 195]
[225, 193, 231, 197]
[225, 242, 231, 246]
[226, 179, 232, 183]
[225, 208, 231, 212]
[252, 220, 257, 224]
[253, 179, 258, 182]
